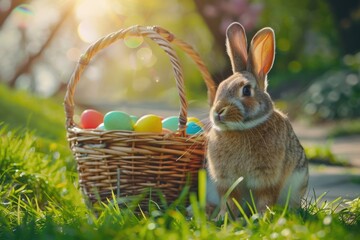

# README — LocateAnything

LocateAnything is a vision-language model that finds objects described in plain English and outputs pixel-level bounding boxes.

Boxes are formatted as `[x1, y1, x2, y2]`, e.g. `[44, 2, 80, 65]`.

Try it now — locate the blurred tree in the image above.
[193, 0, 343, 91]
[0, 0, 81, 97]
[8, 2, 75, 89]
[0, 0, 357, 110]
[256, 0, 340, 94]
[193, 0, 263, 85]
[300, 1, 360, 121]
[1, 0, 212, 102]
[328, 0, 360, 55]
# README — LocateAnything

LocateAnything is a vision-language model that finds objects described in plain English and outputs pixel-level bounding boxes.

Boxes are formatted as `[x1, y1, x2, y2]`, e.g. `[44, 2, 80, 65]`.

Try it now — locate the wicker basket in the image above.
[64, 25, 215, 206]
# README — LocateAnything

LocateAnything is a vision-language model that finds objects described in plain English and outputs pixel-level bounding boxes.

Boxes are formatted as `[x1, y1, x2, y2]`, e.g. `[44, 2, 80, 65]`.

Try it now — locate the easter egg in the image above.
[96, 123, 106, 130]
[134, 114, 162, 133]
[80, 109, 104, 129]
[186, 122, 203, 135]
[104, 111, 133, 131]
[187, 116, 204, 127]
[162, 116, 179, 132]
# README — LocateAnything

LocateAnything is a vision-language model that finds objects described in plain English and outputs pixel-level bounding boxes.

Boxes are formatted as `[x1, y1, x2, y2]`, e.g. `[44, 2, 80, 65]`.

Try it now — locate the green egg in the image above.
[161, 116, 179, 131]
[104, 111, 133, 131]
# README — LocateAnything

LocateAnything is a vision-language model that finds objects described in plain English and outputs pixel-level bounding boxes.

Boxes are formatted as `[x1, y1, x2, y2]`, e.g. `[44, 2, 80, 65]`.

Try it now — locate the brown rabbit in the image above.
[207, 22, 308, 219]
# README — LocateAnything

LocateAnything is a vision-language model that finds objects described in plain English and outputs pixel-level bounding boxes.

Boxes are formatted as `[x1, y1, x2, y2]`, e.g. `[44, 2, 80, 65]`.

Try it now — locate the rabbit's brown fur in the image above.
[207, 23, 308, 219]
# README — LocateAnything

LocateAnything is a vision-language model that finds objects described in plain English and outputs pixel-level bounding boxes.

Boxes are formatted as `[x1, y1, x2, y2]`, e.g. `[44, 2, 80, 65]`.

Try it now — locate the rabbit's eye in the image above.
[242, 85, 251, 97]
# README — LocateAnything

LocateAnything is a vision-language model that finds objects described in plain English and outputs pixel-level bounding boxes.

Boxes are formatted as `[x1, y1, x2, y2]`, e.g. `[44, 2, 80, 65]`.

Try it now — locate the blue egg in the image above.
[186, 122, 203, 135]
[162, 116, 179, 131]
[96, 123, 106, 130]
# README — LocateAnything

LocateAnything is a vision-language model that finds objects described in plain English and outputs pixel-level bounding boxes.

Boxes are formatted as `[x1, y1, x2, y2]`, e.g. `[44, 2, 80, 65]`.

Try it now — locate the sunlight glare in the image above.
[75, 0, 108, 20]
[136, 47, 157, 67]
[78, 20, 100, 43]
[35, 66, 57, 97]
[76, 0, 113, 43]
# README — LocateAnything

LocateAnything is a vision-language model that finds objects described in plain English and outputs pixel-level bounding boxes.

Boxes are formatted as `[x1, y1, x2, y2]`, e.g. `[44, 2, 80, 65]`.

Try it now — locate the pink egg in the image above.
[80, 109, 104, 129]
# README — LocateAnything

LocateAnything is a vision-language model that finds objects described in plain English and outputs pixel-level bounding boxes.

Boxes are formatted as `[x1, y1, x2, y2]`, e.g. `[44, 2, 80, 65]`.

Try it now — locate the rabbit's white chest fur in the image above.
[208, 111, 286, 187]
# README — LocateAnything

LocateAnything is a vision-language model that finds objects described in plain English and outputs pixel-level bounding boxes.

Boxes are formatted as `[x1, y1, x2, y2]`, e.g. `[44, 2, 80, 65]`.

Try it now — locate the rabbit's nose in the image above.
[216, 107, 228, 122]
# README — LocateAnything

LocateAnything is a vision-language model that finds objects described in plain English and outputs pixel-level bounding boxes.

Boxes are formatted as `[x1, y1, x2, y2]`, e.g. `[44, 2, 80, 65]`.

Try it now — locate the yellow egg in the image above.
[134, 114, 162, 133]
[187, 117, 204, 127]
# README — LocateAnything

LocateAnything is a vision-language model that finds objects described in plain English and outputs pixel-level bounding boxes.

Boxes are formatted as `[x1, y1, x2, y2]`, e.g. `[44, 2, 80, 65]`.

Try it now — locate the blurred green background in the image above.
[0, 0, 359, 122]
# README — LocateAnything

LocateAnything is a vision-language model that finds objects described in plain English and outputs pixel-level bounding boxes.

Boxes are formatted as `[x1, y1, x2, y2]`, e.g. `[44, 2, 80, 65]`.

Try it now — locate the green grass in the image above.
[329, 119, 360, 138]
[1, 128, 359, 239]
[0, 84, 66, 142]
[0, 84, 359, 239]
[305, 142, 351, 167]
[0, 83, 72, 166]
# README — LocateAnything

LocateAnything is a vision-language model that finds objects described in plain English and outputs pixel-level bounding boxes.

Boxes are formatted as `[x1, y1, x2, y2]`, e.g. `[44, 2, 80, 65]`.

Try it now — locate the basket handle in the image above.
[153, 26, 216, 105]
[64, 25, 215, 132]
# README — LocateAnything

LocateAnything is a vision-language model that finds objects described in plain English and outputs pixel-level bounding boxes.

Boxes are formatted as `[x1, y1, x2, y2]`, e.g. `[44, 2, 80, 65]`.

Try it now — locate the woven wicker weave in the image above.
[64, 25, 215, 205]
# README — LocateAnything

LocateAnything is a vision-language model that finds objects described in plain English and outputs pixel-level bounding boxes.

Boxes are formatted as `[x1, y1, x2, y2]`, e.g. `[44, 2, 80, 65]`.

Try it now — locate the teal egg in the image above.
[161, 116, 179, 131]
[104, 111, 133, 130]
[186, 122, 203, 135]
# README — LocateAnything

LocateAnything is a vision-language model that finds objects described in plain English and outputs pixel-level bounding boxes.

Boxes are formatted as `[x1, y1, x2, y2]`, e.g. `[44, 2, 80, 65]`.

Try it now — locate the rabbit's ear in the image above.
[248, 27, 275, 91]
[226, 22, 248, 73]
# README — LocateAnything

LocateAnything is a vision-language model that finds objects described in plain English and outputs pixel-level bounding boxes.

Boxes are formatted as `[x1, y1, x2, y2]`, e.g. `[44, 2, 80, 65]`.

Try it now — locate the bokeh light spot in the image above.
[75, 0, 107, 20]
[327, 91, 339, 102]
[124, 35, 143, 48]
[288, 61, 302, 73]
[304, 103, 317, 115]
[278, 38, 290, 52]
[137, 47, 152, 61]
[346, 74, 359, 86]
[311, 92, 324, 104]
[35, 67, 57, 97]
[136, 47, 157, 67]
[78, 20, 100, 43]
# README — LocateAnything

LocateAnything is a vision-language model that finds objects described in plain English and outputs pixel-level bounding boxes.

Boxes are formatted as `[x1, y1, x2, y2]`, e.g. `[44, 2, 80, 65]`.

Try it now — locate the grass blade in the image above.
[232, 198, 251, 226]
[198, 169, 207, 210]
[281, 185, 292, 219]
[223, 177, 244, 200]
[249, 189, 258, 215]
